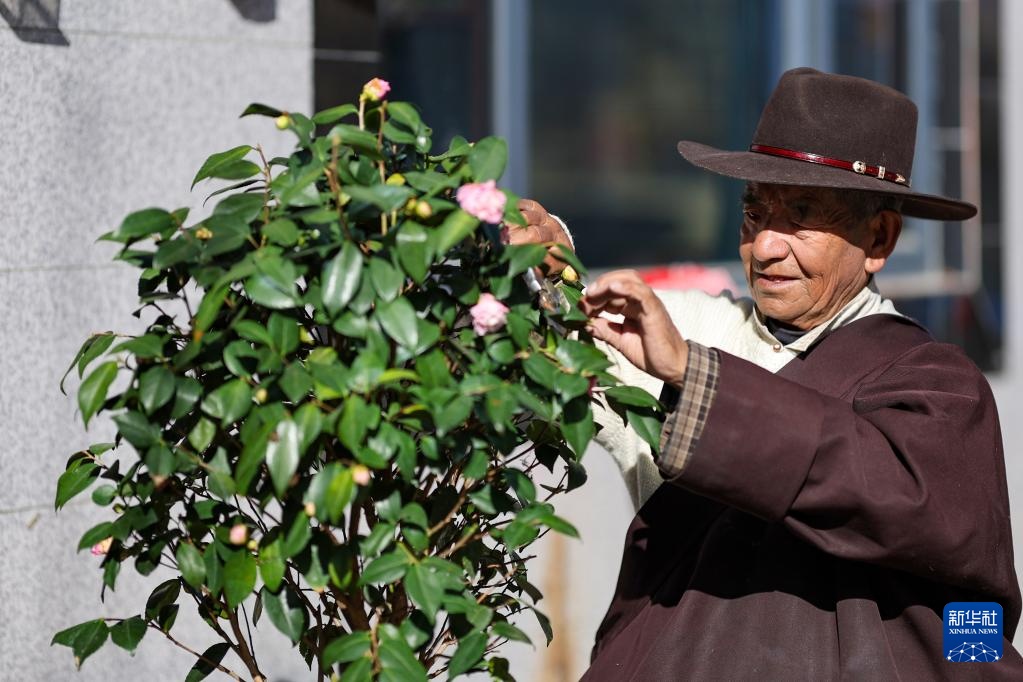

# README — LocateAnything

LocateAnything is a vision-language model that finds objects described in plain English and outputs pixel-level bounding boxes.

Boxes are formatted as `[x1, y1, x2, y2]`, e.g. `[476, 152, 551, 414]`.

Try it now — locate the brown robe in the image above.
[583, 314, 1023, 680]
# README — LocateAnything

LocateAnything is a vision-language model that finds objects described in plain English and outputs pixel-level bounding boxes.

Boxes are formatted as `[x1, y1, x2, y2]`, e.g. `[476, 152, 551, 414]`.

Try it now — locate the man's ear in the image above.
[864, 210, 902, 275]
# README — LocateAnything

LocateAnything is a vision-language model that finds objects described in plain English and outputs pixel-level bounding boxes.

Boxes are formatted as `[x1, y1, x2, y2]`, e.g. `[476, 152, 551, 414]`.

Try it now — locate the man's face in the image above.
[739, 183, 876, 330]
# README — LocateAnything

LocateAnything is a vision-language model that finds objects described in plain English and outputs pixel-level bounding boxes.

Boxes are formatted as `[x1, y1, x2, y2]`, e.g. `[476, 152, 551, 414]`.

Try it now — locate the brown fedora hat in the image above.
[677, 67, 976, 221]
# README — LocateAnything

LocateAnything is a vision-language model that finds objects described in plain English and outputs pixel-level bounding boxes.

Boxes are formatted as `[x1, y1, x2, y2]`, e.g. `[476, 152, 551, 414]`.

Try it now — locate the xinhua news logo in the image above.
[944, 602, 1003, 663]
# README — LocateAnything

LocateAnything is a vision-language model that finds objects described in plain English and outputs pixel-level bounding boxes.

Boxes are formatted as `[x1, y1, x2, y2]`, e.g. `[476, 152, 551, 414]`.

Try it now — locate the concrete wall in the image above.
[0, 2, 312, 679]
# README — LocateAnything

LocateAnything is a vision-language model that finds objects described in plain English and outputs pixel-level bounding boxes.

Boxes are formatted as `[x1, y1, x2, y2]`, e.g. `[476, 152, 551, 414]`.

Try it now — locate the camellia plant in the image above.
[53, 78, 662, 681]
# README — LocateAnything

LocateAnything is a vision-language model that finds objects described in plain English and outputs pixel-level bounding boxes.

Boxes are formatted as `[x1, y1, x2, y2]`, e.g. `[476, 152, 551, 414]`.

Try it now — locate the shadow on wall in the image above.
[0, 0, 69, 45]
[229, 0, 277, 22]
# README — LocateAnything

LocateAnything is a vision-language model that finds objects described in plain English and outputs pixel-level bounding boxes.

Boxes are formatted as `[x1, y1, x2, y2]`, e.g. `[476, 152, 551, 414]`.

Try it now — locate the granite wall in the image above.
[0, 2, 312, 679]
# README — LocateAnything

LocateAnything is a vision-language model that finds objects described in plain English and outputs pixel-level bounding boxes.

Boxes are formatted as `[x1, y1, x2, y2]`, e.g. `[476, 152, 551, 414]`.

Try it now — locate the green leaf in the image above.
[153, 236, 200, 269]
[139, 366, 176, 414]
[322, 631, 371, 667]
[192, 145, 254, 188]
[491, 621, 531, 645]
[404, 563, 443, 624]
[312, 103, 357, 124]
[345, 184, 414, 213]
[207, 448, 236, 499]
[61, 332, 116, 394]
[402, 171, 458, 194]
[376, 297, 419, 350]
[266, 419, 301, 496]
[605, 385, 661, 409]
[340, 656, 374, 682]
[626, 406, 663, 455]
[430, 135, 472, 161]
[113, 411, 161, 449]
[321, 242, 363, 316]
[279, 363, 312, 403]
[183, 642, 230, 682]
[447, 629, 488, 678]
[338, 395, 368, 452]
[235, 319, 274, 346]
[327, 123, 383, 158]
[262, 218, 299, 246]
[369, 256, 404, 302]
[294, 401, 324, 452]
[561, 396, 594, 457]
[194, 284, 231, 334]
[176, 543, 206, 589]
[112, 333, 166, 359]
[172, 377, 203, 419]
[469, 136, 508, 182]
[201, 379, 252, 425]
[109, 616, 147, 654]
[213, 192, 264, 222]
[504, 243, 548, 277]
[246, 273, 299, 309]
[188, 417, 216, 453]
[359, 551, 409, 585]
[51, 619, 108, 669]
[223, 551, 257, 608]
[261, 585, 308, 643]
[258, 537, 285, 592]
[378, 628, 428, 682]
[433, 209, 480, 254]
[306, 463, 354, 523]
[396, 222, 431, 283]
[551, 242, 587, 274]
[78, 361, 118, 427]
[240, 102, 284, 118]
[115, 208, 175, 242]
[55, 460, 98, 510]
[204, 544, 224, 595]
[503, 520, 539, 549]
[542, 513, 579, 538]
[281, 513, 312, 558]
[77, 522, 113, 552]
[144, 579, 181, 621]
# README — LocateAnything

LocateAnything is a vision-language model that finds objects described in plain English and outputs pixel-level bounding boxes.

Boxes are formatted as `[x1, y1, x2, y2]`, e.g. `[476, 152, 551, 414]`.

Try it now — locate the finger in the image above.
[505, 224, 542, 245]
[585, 318, 623, 345]
[517, 198, 545, 214]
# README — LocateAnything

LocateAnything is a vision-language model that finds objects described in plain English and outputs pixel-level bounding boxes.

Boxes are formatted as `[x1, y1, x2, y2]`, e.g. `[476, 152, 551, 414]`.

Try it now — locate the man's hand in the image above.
[505, 199, 574, 274]
[580, 270, 689, 387]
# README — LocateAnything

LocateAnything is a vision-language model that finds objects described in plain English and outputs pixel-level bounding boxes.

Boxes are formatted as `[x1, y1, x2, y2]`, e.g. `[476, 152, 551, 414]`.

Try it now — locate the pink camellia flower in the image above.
[469, 293, 509, 335]
[91, 537, 113, 556]
[361, 77, 391, 102]
[229, 523, 248, 546]
[456, 180, 507, 224]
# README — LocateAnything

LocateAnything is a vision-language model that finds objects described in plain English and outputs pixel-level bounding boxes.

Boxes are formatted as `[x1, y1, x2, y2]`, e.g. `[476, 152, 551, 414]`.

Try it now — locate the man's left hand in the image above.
[580, 270, 689, 387]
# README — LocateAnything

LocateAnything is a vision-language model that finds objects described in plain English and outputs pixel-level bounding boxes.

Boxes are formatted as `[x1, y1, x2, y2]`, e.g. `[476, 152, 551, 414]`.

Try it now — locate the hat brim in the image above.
[677, 140, 976, 221]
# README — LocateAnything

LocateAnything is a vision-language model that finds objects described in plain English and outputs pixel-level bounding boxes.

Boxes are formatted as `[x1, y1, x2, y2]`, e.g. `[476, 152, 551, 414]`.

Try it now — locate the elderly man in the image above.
[519, 68, 1022, 678]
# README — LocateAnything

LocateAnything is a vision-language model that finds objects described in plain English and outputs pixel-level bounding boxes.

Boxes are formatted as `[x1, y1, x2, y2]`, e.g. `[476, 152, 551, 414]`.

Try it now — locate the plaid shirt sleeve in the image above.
[657, 342, 721, 479]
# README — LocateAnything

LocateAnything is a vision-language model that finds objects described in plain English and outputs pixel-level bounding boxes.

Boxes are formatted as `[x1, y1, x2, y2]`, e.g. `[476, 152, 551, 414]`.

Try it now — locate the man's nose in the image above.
[750, 226, 791, 262]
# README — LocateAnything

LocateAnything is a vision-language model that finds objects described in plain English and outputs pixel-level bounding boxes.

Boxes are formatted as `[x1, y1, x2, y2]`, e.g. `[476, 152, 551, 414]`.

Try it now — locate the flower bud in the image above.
[229, 524, 248, 545]
[414, 200, 433, 219]
[91, 537, 113, 556]
[254, 387, 268, 404]
[304, 501, 317, 518]
[352, 465, 371, 486]
[275, 114, 290, 130]
[385, 173, 406, 186]
[561, 265, 579, 283]
[247, 539, 258, 551]
[195, 226, 213, 241]
[299, 327, 314, 344]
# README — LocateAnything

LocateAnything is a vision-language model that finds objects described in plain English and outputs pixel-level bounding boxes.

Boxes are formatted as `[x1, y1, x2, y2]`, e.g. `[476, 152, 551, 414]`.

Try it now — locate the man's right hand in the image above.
[505, 199, 574, 275]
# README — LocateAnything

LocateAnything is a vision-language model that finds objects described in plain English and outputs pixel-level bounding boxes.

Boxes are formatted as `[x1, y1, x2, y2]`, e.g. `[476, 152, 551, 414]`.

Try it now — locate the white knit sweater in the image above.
[593, 283, 903, 510]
